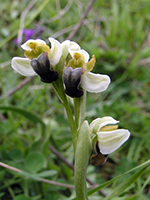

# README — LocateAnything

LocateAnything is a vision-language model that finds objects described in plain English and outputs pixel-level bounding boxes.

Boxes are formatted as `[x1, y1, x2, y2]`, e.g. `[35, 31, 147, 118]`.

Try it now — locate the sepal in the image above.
[81, 72, 111, 93]
[48, 37, 62, 65]
[11, 57, 37, 76]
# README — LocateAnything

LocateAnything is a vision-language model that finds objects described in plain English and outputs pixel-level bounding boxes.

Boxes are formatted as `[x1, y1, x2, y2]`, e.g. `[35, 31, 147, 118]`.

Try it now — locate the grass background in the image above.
[0, 0, 150, 199]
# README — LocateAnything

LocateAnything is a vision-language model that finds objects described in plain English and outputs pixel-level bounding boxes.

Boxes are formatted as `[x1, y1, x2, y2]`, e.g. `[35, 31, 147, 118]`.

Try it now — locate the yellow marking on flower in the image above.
[74, 52, 81, 60]
[100, 125, 118, 131]
[86, 55, 96, 72]
[68, 53, 95, 73]
[24, 42, 50, 60]
[72, 53, 82, 66]
[68, 58, 86, 70]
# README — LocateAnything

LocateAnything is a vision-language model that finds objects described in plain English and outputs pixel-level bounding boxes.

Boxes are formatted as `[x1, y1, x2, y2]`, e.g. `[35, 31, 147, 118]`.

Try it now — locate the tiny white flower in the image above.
[11, 38, 62, 77]
[90, 117, 130, 154]
[65, 40, 111, 94]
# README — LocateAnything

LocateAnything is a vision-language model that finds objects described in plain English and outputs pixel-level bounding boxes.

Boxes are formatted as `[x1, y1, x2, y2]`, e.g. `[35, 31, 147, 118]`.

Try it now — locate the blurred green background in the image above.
[0, 0, 150, 199]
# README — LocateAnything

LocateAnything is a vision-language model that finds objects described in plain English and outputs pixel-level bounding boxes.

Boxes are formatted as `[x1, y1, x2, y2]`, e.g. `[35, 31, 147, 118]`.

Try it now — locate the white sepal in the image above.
[81, 72, 111, 93]
[48, 37, 62, 65]
[61, 40, 70, 60]
[11, 57, 37, 76]
[90, 117, 119, 133]
[69, 41, 81, 51]
[69, 49, 90, 63]
[97, 129, 130, 154]
[21, 39, 46, 50]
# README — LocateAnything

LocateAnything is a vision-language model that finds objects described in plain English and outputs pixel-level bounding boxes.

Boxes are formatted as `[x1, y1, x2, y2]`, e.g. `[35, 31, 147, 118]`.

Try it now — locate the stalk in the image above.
[74, 90, 86, 131]
[52, 80, 78, 150]
[74, 121, 92, 200]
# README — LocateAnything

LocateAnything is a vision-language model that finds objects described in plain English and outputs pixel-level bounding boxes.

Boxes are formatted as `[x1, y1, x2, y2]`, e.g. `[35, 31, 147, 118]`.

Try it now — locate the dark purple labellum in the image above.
[90, 153, 108, 166]
[90, 142, 108, 166]
[63, 66, 84, 98]
[31, 52, 58, 83]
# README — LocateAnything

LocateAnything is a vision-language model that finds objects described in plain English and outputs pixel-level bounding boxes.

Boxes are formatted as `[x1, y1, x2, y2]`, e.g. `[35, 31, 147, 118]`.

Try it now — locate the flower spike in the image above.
[31, 52, 58, 83]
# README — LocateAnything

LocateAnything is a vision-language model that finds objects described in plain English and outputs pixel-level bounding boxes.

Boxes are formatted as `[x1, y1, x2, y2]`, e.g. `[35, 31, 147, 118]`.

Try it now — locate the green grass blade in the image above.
[103, 167, 148, 200]
[87, 159, 150, 197]
[0, 106, 46, 130]
[0, 0, 50, 48]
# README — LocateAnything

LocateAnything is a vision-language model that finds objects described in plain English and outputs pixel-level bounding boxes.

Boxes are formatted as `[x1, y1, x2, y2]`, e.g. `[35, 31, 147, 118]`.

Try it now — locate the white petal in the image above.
[61, 40, 70, 49]
[21, 39, 46, 50]
[81, 72, 111, 93]
[97, 129, 130, 154]
[48, 37, 62, 65]
[68, 41, 89, 62]
[61, 40, 70, 60]
[69, 49, 90, 63]
[90, 117, 119, 133]
[69, 41, 81, 50]
[11, 57, 37, 76]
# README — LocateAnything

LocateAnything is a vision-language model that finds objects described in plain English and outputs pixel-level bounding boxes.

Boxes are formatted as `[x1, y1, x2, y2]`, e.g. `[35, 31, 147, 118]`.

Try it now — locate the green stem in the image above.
[52, 80, 78, 150]
[74, 90, 86, 131]
[63, 101, 78, 150]
[4, 181, 15, 199]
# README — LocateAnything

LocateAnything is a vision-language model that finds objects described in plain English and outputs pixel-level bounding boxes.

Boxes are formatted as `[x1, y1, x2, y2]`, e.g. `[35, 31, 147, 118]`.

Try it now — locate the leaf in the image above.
[19, 171, 40, 181]
[103, 167, 147, 200]
[25, 152, 46, 173]
[0, 170, 5, 180]
[13, 194, 32, 200]
[124, 195, 138, 200]
[37, 170, 57, 177]
[74, 121, 92, 200]
[9, 149, 23, 160]
[0, 193, 5, 198]
[0, 106, 46, 130]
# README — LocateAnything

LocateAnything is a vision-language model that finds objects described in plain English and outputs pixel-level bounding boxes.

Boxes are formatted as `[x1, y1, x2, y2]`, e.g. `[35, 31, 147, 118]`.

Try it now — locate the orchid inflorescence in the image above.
[11, 37, 130, 199]
[11, 37, 130, 163]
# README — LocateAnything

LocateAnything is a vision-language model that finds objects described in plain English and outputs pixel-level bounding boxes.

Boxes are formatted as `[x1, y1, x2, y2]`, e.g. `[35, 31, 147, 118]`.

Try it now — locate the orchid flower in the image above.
[90, 116, 130, 155]
[63, 40, 111, 97]
[11, 38, 62, 78]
